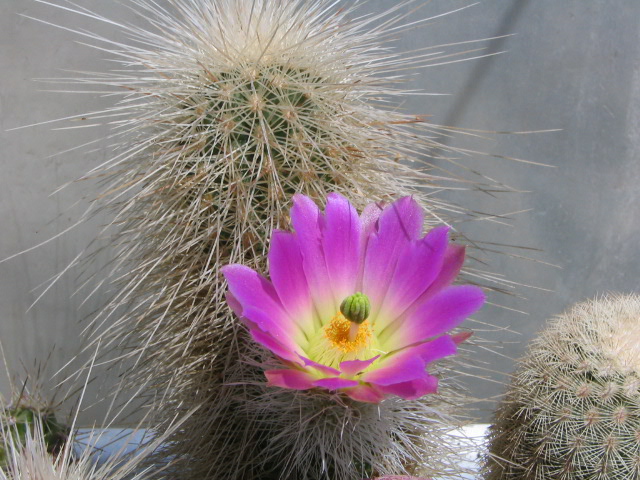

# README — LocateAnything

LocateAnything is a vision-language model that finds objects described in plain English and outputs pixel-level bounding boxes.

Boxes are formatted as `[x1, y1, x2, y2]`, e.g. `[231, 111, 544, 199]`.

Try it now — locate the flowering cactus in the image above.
[223, 193, 484, 402]
[36, 0, 516, 478]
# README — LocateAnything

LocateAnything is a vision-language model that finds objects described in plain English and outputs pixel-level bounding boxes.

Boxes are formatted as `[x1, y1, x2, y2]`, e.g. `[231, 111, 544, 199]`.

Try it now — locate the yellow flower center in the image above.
[325, 312, 372, 353]
[306, 311, 378, 370]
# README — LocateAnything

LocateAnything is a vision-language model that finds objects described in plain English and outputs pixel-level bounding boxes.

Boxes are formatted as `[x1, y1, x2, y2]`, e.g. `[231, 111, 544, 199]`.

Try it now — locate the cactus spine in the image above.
[486, 294, 640, 480]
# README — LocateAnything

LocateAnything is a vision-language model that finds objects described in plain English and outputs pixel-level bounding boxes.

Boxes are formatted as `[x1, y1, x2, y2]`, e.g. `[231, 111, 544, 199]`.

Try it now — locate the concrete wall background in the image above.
[1, 0, 640, 424]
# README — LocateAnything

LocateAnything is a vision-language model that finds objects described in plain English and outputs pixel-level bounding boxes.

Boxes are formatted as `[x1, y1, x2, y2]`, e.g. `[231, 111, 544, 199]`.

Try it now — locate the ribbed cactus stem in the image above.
[177, 63, 352, 256]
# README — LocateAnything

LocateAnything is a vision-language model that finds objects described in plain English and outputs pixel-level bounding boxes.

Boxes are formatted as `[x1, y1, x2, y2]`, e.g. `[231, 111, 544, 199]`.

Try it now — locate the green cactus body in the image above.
[172, 62, 355, 254]
[0, 406, 67, 468]
[486, 294, 640, 480]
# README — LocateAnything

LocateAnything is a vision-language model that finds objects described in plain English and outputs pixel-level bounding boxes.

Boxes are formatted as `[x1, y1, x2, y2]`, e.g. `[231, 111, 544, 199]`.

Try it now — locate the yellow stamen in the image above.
[325, 312, 372, 354]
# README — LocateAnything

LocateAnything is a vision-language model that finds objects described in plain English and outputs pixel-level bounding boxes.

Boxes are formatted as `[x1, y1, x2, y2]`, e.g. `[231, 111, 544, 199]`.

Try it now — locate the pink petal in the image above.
[374, 226, 450, 332]
[375, 376, 439, 400]
[357, 201, 384, 282]
[268, 230, 316, 337]
[321, 193, 361, 301]
[380, 197, 424, 240]
[362, 197, 424, 319]
[339, 357, 379, 377]
[363, 355, 425, 386]
[313, 377, 359, 390]
[451, 331, 473, 345]
[250, 329, 302, 365]
[223, 265, 306, 349]
[298, 355, 341, 376]
[419, 244, 466, 302]
[344, 384, 385, 403]
[414, 335, 459, 365]
[265, 369, 315, 390]
[290, 194, 336, 321]
[360, 201, 384, 239]
[363, 336, 456, 386]
[225, 291, 243, 317]
[381, 285, 485, 351]
[240, 306, 285, 338]
[222, 264, 290, 326]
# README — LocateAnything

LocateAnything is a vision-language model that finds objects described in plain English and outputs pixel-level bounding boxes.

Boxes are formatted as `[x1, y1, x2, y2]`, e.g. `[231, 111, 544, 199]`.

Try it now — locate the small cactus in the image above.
[485, 293, 640, 480]
[0, 404, 67, 468]
[0, 399, 185, 480]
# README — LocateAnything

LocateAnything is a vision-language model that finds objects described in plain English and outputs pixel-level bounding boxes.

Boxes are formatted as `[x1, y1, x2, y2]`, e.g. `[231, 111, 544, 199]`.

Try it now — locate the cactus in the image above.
[0, 398, 188, 480]
[37, 1, 520, 478]
[0, 403, 67, 469]
[485, 293, 640, 480]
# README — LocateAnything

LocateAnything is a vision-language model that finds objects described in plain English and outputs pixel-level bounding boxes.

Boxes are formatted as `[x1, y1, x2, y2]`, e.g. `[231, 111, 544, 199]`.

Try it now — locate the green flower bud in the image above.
[340, 292, 371, 325]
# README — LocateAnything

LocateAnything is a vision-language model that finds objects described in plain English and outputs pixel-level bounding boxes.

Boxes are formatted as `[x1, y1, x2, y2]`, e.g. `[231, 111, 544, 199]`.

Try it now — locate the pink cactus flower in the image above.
[222, 193, 484, 403]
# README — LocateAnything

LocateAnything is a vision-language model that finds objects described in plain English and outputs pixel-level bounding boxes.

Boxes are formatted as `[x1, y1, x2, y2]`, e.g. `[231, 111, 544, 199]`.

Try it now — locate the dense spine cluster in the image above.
[486, 294, 640, 480]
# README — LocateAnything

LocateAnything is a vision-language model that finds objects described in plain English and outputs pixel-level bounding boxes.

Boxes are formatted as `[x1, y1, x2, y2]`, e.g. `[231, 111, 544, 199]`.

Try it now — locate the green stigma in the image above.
[340, 292, 371, 325]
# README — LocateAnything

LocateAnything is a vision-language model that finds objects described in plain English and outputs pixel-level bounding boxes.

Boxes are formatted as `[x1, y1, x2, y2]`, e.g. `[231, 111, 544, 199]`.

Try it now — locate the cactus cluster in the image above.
[485, 293, 640, 480]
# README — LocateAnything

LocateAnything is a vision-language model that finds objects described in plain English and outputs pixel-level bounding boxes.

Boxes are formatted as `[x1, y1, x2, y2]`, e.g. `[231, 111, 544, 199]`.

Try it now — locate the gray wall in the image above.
[1, 0, 640, 423]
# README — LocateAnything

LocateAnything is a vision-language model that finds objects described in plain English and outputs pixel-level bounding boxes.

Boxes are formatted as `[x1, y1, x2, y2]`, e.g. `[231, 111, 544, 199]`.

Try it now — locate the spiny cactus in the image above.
[0, 401, 68, 469]
[0, 396, 189, 480]
[485, 293, 640, 480]
[36, 1, 520, 478]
